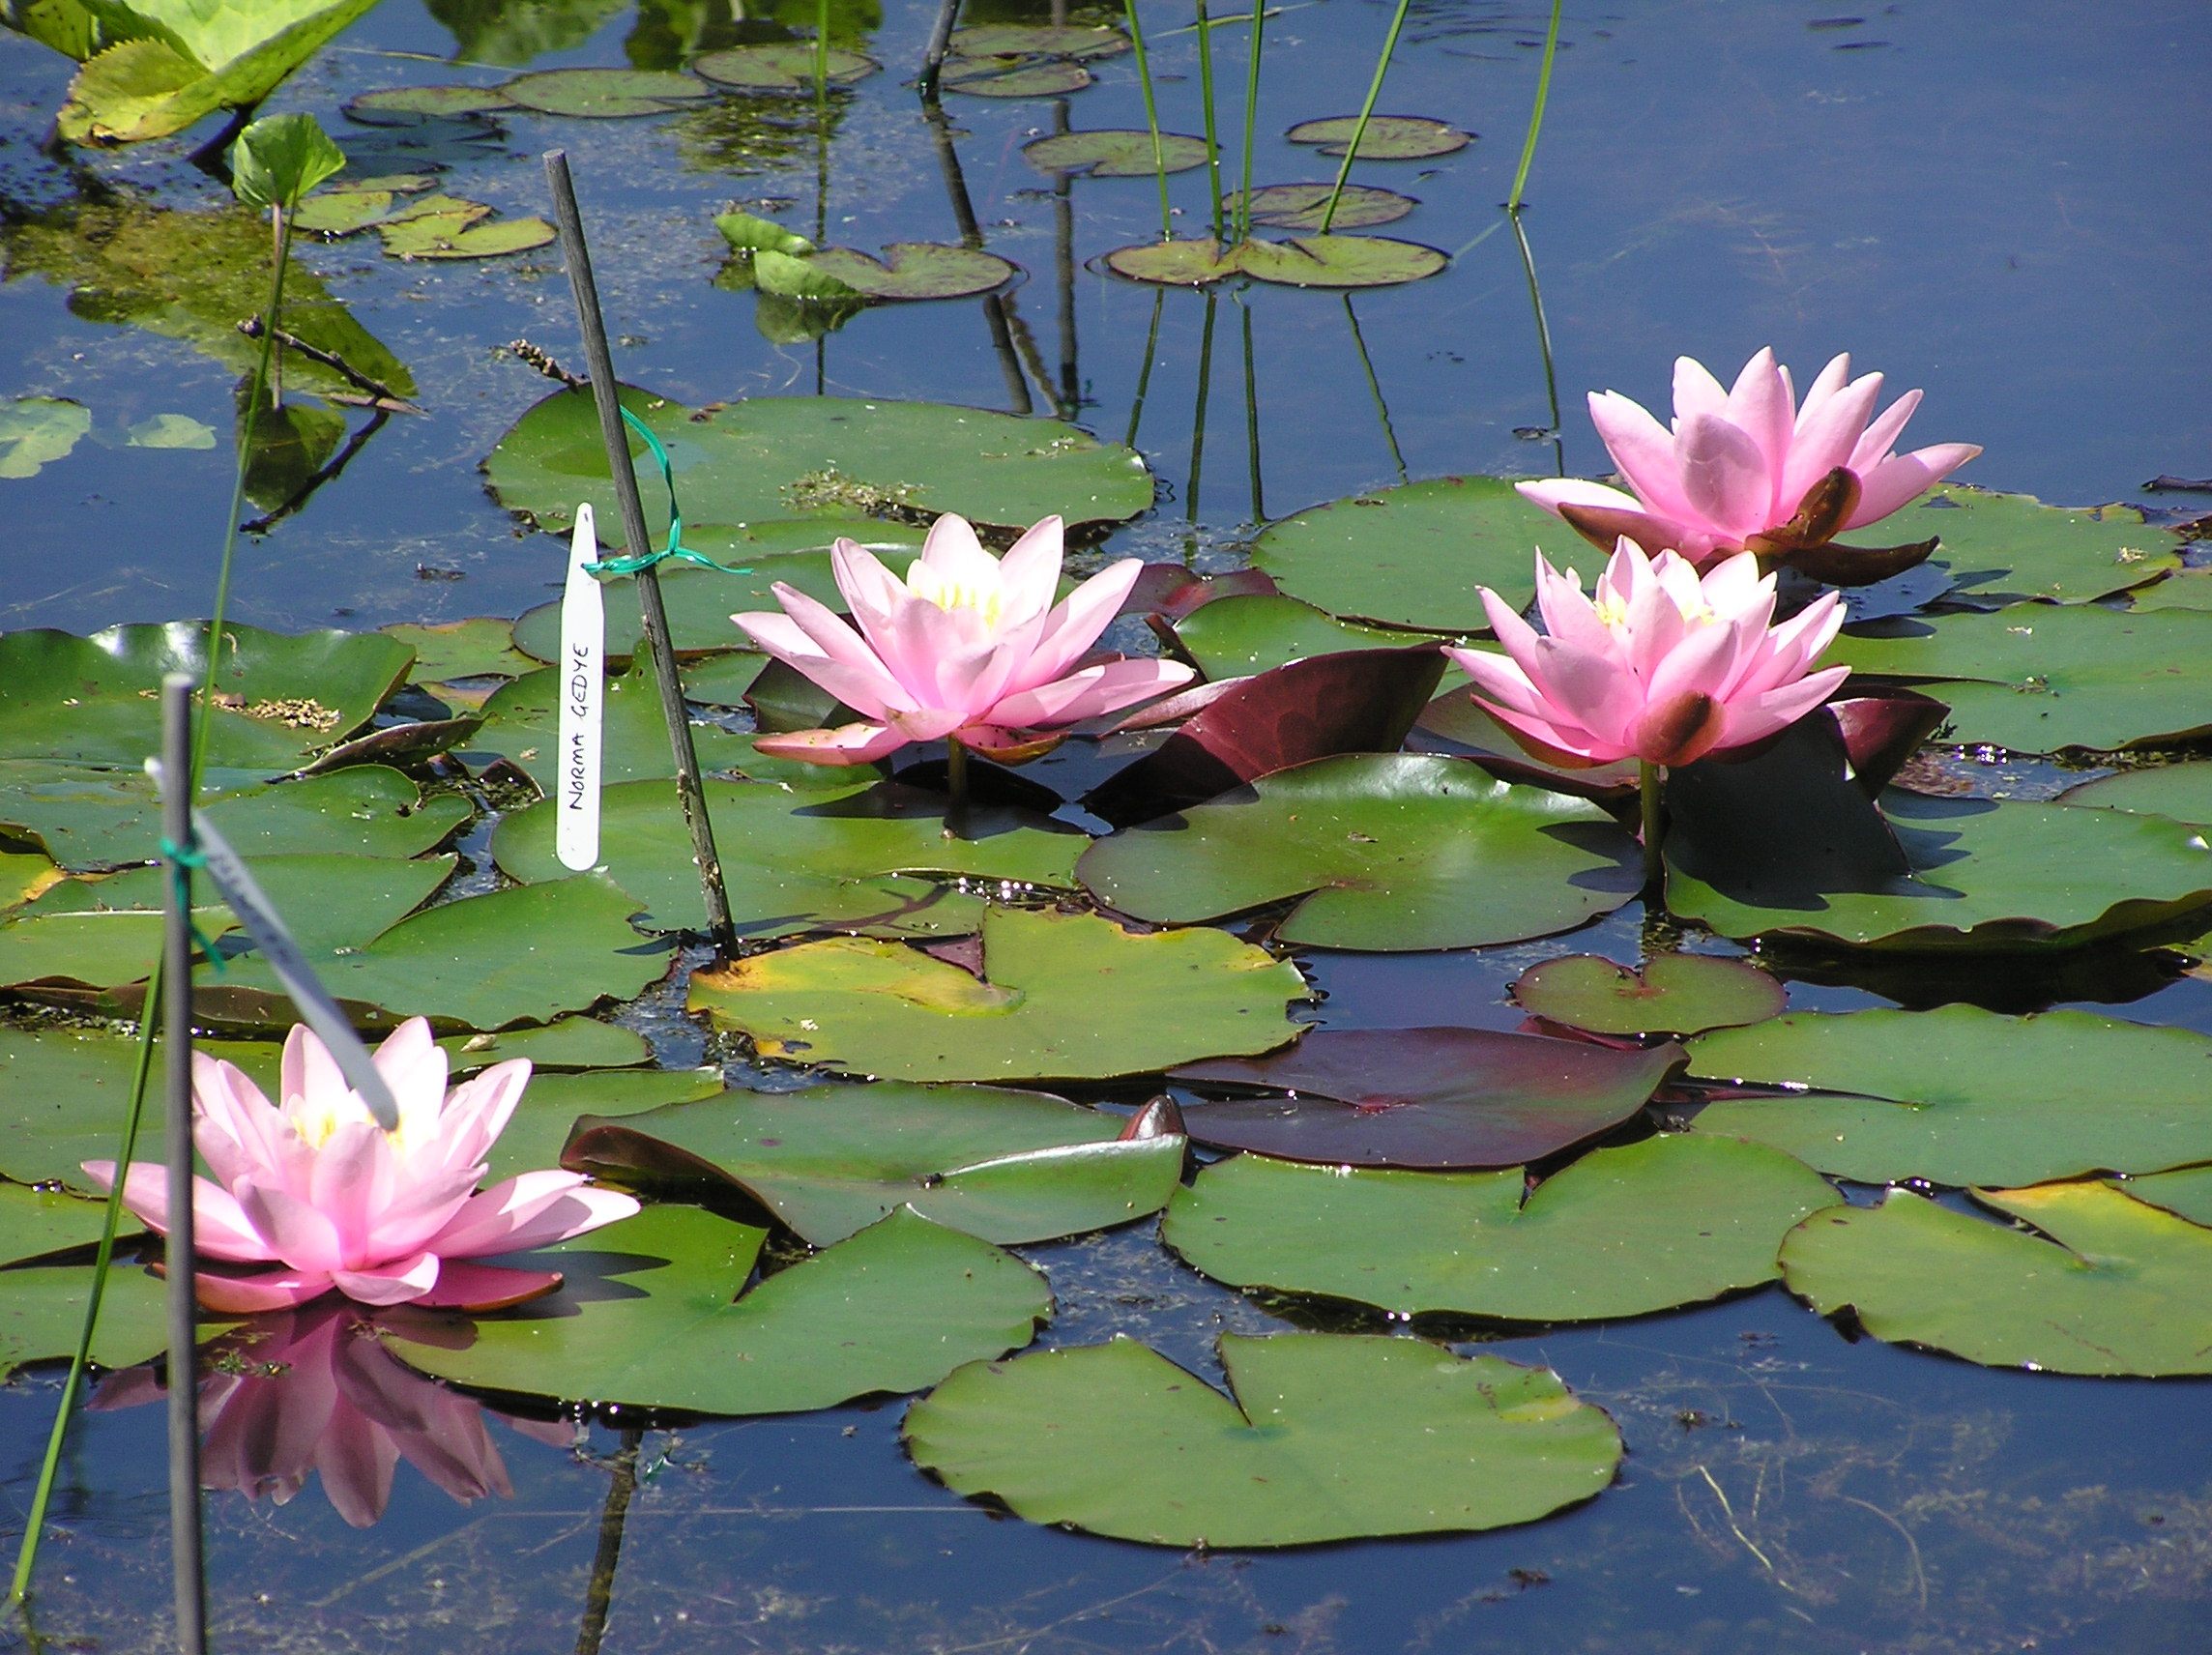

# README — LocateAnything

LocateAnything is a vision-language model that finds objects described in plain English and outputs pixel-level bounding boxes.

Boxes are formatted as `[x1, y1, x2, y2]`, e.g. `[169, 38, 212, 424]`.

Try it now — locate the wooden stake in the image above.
[542, 150, 737, 951]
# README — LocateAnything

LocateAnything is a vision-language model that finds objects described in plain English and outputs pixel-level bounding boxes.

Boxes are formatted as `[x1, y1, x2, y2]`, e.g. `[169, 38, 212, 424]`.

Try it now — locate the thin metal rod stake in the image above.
[542, 150, 737, 952]
[159, 674, 206, 1655]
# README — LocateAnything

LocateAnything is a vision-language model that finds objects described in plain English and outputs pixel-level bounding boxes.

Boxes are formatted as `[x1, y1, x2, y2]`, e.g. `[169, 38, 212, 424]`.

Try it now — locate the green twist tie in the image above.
[581, 407, 759, 579]
[159, 835, 227, 977]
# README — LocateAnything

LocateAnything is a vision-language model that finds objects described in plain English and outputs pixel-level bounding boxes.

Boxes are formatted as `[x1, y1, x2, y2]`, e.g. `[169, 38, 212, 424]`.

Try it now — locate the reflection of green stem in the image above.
[1188, 292, 1218, 522]
[574, 1429, 643, 1655]
[1193, 0, 1226, 245]
[1507, 206, 1565, 476]
[1239, 298, 1263, 522]
[1506, 0, 1563, 212]
[1125, 286, 1166, 448]
[945, 738, 970, 837]
[1640, 760, 1666, 893]
[813, 0, 830, 96]
[1342, 293, 1407, 481]
[1233, 0, 1266, 244]
[1121, 0, 1173, 243]
[1319, 0, 1412, 233]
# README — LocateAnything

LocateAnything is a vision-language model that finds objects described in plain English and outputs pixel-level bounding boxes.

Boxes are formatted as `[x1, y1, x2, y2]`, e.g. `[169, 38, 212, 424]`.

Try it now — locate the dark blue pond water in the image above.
[2, 1, 2209, 1650]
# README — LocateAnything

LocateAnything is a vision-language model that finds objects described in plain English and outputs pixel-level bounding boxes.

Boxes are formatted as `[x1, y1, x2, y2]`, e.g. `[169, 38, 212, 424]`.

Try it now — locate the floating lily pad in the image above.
[0, 396, 90, 479]
[470, 658, 755, 794]
[123, 413, 216, 450]
[1685, 1006, 2212, 1186]
[0, 851, 61, 912]
[2116, 1164, 2212, 1227]
[1900, 485, 2183, 604]
[1165, 1135, 1834, 1321]
[1780, 1183, 2212, 1376]
[0, 908, 193, 992]
[689, 905, 1310, 1082]
[692, 44, 881, 90]
[385, 618, 538, 685]
[1080, 754, 1642, 951]
[944, 59, 1091, 97]
[380, 212, 554, 259]
[1224, 183, 1416, 231]
[290, 187, 396, 234]
[1105, 235, 1445, 289]
[487, 387, 1154, 541]
[2058, 762, 2212, 827]
[1248, 478, 1561, 631]
[1826, 606, 2212, 753]
[1514, 953, 1786, 1036]
[0, 1180, 127, 1266]
[493, 776, 1082, 937]
[484, 1065, 727, 1182]
[1023, 130, 1209, 177]
[387, 1205, 1049, 1413]
[949, 24, 1128, 59]
[564, 1082, 1183, 1244]
[1666, 787, 2212, 951]
[905, 1332, 1619, 1548]
[2131, 567, 2212, 611]
[1169, 1027, 1681, 1168]
[1, 1261, 171, 1380]
[794, 244, 1017, 302]
[1286, 115, 1471, 160]
[344, 85, 516, 121]
[1169, 594, 1437, 680]
[502, 68, 712, 117]
[438, 1018, 651, 1073]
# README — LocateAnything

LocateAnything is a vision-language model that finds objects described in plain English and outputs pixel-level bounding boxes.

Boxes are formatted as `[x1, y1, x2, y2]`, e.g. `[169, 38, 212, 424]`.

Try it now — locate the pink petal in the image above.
[1724, 349, 1794, 504]
[314, 1401, 401, 1527]
[306, 1120, 394, 1268]
[1528, 558, 1616, 659]
[993, 515, 1066, 626]
[1475, 697, 1617, 767]
[1671, 356, 1732, 425]
[1514, 476, 1643, 519]
[767, 582, 915, 713]
[423, 1171, 640, 1259]
[236, 1183, 346, 1273]
[192, 1266, 337, 1314]
[409, 1262, 567, 1312]
[331, 1251, 442, 1307]
[1779, 371, 1883, 511]
[1845, 443, 1982, 528]
[985, 656, 1195, 729]
[752, 722, 913, 765]
[828, 537, 912, 621]
[1721, 665, 1852, 750]
[422, 1060, 533, 1179]
[1586, 392, 1698, 522]
[82, 1160, 275, 1263]
[1008, 558, 1148, 693]
[1674, 412, 1774, 541]
[1524, 635, 1644, 755]
[1443, 646, 1557, 725]
[1791, 353, 1853, 433]
[914, 512, 999, 587]
[370, 1018, 449, 1120]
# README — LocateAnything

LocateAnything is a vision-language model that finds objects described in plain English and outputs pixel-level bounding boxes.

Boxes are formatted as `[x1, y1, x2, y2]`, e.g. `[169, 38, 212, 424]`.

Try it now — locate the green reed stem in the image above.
[1319, 0, 1412, 233]
[1232, 0, 1266, 244]
[1640, 760, 1666, 893]
[1125, 285, 1167, 448]
[1507, 204, 1563, 476]
[1121, 0, 1174, 242]
[813, 0, 830, 98]
[1192, 0, 1226, 245]
[1505, 0, 1563, 211]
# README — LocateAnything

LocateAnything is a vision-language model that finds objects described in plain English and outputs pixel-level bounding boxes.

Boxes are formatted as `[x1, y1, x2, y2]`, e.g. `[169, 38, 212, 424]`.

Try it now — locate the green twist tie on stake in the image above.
[158, 835, 228, 977]
[582, 407, 758, 579]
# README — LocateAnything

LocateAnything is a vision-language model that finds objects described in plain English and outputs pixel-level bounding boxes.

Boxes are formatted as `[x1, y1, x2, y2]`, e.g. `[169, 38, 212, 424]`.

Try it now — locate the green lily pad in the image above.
[1685, 1006, 2212, 1186]
[1, 1261, 171, 1380]
[0, 1181, 122, 1267]
[949, 24, 1128, 59]
[904, 1332, 1620, 1548]
[124, 413, 217, 450]
[749, 247, 865, 304]
[1169, 594, 1436, 680]
[438, 1018, 651, 1073]
[1899, 485, 2183, 604]
[1224, 183, 1416, 231]
[2115, 1165, 2212, 1227]
[689, 905, 1311, 1082]
[564, 1082, 1183, 1244]
[680, 652, 769, 707]
[0, 762, 466, 872]
[486, 387, 1154, 540]
[1102, 238, 1243, 286]
[1078, 754, 1641, 951]
[501, 68, 712, 117]
[1826, 606, 2212, 753]
[1023, 130, 1209, 178]
[0, 908, 194, 991]
[1666, 787, 2212, 951]
[2058, 762, 2212, 827]
[1780, 1183, 2212, 1377]
[1164, 1135, 1834, 1322]
[379, 212, 554, 260]
[0, 851, 60, 912]
[282, 187, 394, 236]
[1513, 953, 1786, 1037]
[1285, 115, 1471, 160]
[1105, 235, 1445, 289]
[493, 776, 1083, 937]
[2130, 567, 2212, 611]
[343, 84, 517, 120]
[944, 58, 1091, 97]
[692, 44, 881, 90]
[386, 1205, 1049, 1414]
[0, 396, 90, 479]
[384, 618, 538, 685]
[800, 245, 1018, 302]
[0, 624, 411, 769]
[0, 1024, 189, 1187]
[470, 657, 756, 794]
[1246, 477, 1559, 631]
[713, 211, 816, 256]
[484, 1065, 727, 1182]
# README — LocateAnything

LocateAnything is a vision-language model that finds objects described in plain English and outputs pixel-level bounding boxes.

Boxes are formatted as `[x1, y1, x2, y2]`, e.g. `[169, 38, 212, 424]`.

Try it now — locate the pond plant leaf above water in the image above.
[386, 1205, 1050, 1415]
[1285, 115, 1471, 160]
[1023, 130, 1210, 178]
[342, 84, 518, 121]
[2057, 760, 2212, 828]
[377, 210, 555, 261]
[1685, 1007, 2212, 1187]
[1781, 1183, 2212, 1377]
[0, 1261, 170, 1381]
[563, 1082, 1183, 1245]
[385, 618, 538, 686]
[1079, 754, 1642, 952]
[2114, 1164, 2212, 1228]
[904, 1332, 1619, 1547]
[1104, 235, 1445, 290]
[1900, 485, 2183, 604]
[1222, 183, 1417, 231]
[2129, 567, 2212, 611]
[691, 44, 881, 91]
[483, 1065, 728, 1182]
[500, 67, 712, 117]
[1169, 1027, 1682, 1169]
[0, 397, 91, 479]
[494, 776, 1082, 937]
[486, 387, 1154, 540]
[770, 244, 1019, 304]
[689, 905, 1311, 1083]
[1166, 594, 1437, 681]
[470, 657, 756, 793]
[1512, 953, 1787, 1037]
[1826, 605, 2212, 753]
[1164, 1136, 1835, 1321]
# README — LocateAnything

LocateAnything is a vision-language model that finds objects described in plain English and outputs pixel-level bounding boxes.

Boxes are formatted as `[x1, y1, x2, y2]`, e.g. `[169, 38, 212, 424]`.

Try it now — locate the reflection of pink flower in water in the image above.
[95, 1303, 567, 1528]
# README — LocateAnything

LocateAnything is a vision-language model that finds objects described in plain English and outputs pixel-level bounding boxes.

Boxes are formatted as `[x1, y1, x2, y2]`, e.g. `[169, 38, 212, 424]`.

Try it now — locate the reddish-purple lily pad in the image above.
[1169, 1027, 1684, 1169]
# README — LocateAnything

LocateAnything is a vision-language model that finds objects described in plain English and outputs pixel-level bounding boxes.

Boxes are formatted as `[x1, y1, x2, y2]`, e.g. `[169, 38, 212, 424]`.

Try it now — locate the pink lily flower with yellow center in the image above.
[1518, 349, 1980, 584]
[732, 512, 1194, 767]
[85, 1018, 639, 1315]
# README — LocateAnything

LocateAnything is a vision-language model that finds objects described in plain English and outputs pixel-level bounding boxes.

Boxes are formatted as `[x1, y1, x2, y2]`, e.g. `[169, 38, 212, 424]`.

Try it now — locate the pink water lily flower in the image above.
[85, 1019, 639, 1315]
[1443, 540, 1850, 770]
[733, 513, 1194, 765]
[1519, 349, 1980, 581]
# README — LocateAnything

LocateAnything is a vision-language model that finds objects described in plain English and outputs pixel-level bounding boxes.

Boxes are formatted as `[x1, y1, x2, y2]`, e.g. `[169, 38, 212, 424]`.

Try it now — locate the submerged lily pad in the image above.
[342, 84, 516, 120]
[1225, 183, 1416, 231]
[487, 387, 1154, 541]
[387, 1205, 1049, 1413]
[1, 1262, 170, 1380]
[689, 905, 1310, 1082]
[0, 396, 90, 478]
[1105, 235, 1444, 289]
[944, 59, 1091, 97]
[564, 1082, 1183, 1244]
[1079, 754, 1642, 952]
[1513, 954, 1787, 1037]
[1780, 1183, 2212, 1376]
[0, 1181, 126, 1267]
[905, 1332, 1619, 1548]
[1285, 115, 1471, 160]
[1023, 130, 1209, 177]
[1826, 606, 2212, 753]
[692, 44, 881, 90]
[1165, 1135, 1835, 1321]
[949, 24, 1128, 59]
[1170, 1027, 1681, 1168]
[502, 68, 712, 117]
[800, 245, 1017, 302]
[124, 413, 217, 450]
[1248, 478, 1559, 631]
[1169, 594, 1436, 680]
[1902, 485, 2182, 604]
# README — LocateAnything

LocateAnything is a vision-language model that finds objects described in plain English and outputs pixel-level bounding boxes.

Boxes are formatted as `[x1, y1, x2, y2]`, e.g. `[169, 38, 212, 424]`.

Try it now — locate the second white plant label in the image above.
[556, 502, 604, 872]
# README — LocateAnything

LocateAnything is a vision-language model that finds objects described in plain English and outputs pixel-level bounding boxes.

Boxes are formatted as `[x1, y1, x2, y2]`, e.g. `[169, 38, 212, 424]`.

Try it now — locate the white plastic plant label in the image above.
[556, 502, 604, 872]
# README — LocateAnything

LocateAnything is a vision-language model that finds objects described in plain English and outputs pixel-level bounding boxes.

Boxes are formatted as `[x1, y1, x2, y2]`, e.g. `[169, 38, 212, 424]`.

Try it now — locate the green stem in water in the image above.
[1505, 0, 1563, 212]
[1319, 0, 1412, 233]
[945, 737, 970, 828]
[1640, 759, 1666, 895]
[1192, 0, 1226, 245]
[1232, 0, 1266, 244]
[1121, 0, 1174, 243]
